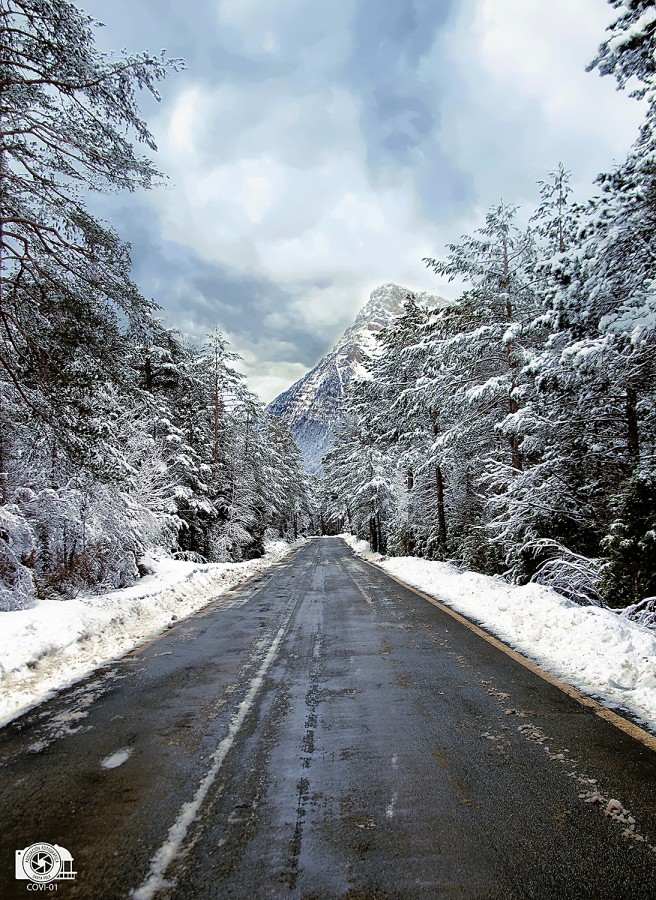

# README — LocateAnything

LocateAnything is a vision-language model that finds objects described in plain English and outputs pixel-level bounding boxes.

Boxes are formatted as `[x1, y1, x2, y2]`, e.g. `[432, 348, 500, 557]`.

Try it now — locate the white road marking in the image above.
[132, 624, 288, 900]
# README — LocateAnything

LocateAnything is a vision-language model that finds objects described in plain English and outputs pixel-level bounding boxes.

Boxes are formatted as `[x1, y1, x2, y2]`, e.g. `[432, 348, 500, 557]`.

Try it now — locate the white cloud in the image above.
[476, 0, 642, 145]
[215, 0, 354, 64]
[167, 86, 205, 156]
[141, 0, 646, 400]
[427, 0, 644, 208]
[149, 81, 448, 338]
[227, 339, 321, 403]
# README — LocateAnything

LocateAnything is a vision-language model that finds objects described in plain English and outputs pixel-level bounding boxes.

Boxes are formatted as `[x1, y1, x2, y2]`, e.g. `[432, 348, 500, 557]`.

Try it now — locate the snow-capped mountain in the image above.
[268, 283, 447, 473]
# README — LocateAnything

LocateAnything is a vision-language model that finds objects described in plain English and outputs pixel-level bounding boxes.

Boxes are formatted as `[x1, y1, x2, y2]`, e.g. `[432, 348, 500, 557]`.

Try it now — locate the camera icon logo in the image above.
[15, 843, 76, 883]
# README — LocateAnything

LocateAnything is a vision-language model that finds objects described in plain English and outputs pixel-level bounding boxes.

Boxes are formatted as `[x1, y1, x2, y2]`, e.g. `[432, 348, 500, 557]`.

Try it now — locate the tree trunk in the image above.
[369, 515, 378, 553]
[376, 511, 385, 553]
[503, 234, 513, 320]
[213, 346, 221, 474]
[0, 384, 6, 504]
[502, 235, 522, 470]
[508, 394, 522, 471]
[436, 464, 447, 546]
[626, 386, 639, 463]
[244, 411, 251, 458]
[346, 502, 353, 533]
[144, 351, 153, 391]
[509, 435, 522, 471]
[431, 411, 449, 544]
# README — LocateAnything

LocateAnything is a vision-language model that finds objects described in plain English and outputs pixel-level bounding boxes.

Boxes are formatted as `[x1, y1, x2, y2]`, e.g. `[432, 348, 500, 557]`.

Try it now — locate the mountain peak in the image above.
[268, 283, 447, 473]
[354, 282, 417, 322]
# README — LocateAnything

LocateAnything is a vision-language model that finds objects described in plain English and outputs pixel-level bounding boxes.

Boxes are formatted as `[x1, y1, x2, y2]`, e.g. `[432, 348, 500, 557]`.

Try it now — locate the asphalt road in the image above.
[0, 537, 655, 899]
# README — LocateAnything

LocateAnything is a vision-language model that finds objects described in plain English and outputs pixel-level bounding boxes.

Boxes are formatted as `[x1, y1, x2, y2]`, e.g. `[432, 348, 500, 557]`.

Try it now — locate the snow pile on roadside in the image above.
[0, 540, 297, 727]
[341, 535, 656, 732]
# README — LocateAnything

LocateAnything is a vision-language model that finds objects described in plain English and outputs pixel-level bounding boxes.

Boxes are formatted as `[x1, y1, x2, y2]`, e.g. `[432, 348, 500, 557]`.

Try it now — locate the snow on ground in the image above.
[341, 535, 656, 733]
[0, 540, 299, 728]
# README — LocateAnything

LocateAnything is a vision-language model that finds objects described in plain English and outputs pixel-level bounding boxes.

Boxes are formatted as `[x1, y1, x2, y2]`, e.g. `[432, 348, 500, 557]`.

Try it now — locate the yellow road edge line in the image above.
[360, 558, 656, 755]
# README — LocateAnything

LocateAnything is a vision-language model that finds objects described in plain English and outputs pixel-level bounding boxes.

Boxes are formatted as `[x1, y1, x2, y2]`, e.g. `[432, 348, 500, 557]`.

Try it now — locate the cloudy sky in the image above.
[82, 0, 643, 402]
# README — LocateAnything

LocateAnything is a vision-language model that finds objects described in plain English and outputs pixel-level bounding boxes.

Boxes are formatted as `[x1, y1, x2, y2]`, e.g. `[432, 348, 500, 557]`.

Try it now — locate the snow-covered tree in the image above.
[0, 0, 182, 435]
[322, 412, 396, 553]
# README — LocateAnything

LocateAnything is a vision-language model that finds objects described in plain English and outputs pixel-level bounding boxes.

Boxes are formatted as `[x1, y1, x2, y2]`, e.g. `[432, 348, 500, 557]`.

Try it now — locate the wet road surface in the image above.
[0, 536, 655, 899]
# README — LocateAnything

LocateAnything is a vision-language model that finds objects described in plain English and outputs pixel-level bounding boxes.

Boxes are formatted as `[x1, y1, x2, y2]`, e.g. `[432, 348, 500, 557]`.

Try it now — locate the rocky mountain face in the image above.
[267, 283, 446, 473]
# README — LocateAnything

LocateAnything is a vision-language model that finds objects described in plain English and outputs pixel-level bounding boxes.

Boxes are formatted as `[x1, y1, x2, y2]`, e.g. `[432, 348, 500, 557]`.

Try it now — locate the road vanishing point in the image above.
[1, 537, 655, 898]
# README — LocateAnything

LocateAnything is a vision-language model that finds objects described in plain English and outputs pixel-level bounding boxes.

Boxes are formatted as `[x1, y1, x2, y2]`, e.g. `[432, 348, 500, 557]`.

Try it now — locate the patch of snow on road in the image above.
[386, 791, 397, 820]
[340, 535, 656, 733]
[0, 540, 299, 728]
[26, 679, 110, 753]
[101, 748, 133, 770]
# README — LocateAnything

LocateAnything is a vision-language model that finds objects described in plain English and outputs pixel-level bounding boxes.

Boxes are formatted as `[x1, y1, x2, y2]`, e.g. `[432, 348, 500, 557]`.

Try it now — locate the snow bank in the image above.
[0, 540, 298, 727]
[341, 535, 656, 732]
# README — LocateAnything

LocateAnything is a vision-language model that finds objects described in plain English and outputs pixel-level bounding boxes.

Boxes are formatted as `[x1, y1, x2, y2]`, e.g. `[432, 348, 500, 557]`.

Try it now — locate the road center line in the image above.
[343, 565, 375, 607]
[132, 623, 288, 900]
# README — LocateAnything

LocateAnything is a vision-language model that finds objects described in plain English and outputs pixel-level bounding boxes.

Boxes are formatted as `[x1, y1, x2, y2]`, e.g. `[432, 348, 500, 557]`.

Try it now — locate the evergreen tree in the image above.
[0, 0, 183, 436]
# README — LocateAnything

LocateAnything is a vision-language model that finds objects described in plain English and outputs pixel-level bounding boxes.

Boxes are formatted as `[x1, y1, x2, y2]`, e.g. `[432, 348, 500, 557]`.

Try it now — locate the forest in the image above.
[0, 0, 311, 611]
[321, 2, 656, 611]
